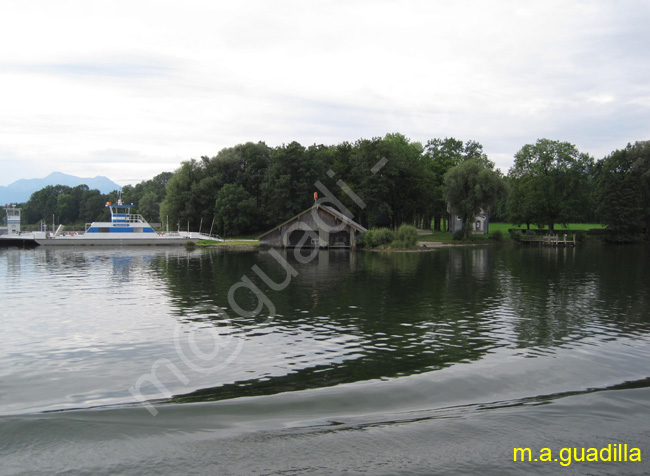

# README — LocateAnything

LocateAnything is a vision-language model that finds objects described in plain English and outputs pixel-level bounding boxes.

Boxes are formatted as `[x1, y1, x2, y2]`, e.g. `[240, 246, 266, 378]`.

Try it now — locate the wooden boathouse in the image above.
[258, 204, 367, 249]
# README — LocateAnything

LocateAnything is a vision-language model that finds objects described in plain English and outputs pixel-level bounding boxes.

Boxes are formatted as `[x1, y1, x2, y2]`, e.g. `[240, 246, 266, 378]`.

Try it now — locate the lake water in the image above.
[1, 244, 649, 475]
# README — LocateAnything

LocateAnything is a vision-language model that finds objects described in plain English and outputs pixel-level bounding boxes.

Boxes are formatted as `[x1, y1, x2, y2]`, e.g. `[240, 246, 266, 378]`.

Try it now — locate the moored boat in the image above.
[1, 200, 220, 247]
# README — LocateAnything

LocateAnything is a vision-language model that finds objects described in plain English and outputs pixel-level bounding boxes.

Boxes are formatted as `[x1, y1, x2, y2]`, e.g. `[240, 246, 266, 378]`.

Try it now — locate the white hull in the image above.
[35, 236, 194, 246]
[8, 232, 218, 247]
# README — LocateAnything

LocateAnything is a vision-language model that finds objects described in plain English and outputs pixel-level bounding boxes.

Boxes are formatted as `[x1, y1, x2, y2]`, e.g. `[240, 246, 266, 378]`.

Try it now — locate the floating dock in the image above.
[520, 234, 577, 246]
[0, 235, 39, 248]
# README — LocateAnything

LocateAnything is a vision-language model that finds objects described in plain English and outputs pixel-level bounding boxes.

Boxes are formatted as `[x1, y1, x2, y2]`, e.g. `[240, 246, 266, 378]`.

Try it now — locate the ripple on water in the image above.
[1, 246, 650, 416]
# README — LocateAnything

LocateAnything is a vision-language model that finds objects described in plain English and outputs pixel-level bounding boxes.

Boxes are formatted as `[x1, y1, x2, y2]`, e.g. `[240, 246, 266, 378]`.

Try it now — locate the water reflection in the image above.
[147, 245, 650, 404]
[500, 246, 650, 353]
[2, 244, 649, 413]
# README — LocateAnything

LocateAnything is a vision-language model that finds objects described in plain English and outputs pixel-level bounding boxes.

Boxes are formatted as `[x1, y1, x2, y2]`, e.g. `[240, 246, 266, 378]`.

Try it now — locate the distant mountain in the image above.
[0, 172, 121, 204]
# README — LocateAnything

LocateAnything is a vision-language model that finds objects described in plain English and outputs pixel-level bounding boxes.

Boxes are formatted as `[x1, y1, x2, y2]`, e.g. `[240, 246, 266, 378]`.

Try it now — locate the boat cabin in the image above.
[85, 200, 156, 234]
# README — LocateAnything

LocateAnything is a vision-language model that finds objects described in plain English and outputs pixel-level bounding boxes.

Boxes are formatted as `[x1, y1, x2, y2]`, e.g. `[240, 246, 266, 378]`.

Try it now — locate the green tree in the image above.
[122, 172, 172, 222]
[159, 143, 270, 234]
[424, 138, 493, 231]
[153, 134, 503, 237]
[338, 136, 387, 229]
[55, 184, 92, 224]
[630, 141, 650, 239]
[596, 141, 650, 238]
[56, 192, 76, 224]
[23, 185, 69, 225]
[377, 133, 424, 228]
[159, 159, 205, 232]
[79, 190, 106, 223]
[261, 141, 324, 227]
[506, 174, 536, 229]
[214, 183, 258, 237]
[233, 142, 272, 208]
[138, 191, 160, 222]
[507, 139, 593, 232]
[443, 159, 505, 239]
[330, 133, 424, 229]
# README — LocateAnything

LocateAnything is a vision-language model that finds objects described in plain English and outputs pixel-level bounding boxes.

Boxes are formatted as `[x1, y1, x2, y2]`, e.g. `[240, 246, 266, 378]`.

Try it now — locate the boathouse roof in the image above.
[258, 204, 367, 240]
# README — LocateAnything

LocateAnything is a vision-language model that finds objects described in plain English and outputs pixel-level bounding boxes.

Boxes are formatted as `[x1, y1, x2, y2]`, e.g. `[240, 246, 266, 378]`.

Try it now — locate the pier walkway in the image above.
[520, 234, 577, 246]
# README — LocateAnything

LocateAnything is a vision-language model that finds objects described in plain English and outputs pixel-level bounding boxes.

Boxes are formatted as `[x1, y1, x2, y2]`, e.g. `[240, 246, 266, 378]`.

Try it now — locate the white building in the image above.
[448, 208, 489, 234]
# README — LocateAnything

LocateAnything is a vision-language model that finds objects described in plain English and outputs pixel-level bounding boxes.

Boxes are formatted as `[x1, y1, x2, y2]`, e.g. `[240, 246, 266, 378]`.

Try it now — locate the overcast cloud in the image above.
[1, 0, 649, 186]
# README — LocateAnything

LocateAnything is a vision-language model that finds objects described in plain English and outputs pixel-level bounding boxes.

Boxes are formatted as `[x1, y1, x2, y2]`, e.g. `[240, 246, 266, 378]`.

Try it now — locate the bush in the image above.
[372, 228, 395, 247]
[395, 224, 418, 248]
[452, 230, 465, 241]
[604, 233, 644, 244]
[364, 230, 375, 248]
[509, 229, 523, 241]
[490, 230, 504, 241]
[365, 227, 418, 249]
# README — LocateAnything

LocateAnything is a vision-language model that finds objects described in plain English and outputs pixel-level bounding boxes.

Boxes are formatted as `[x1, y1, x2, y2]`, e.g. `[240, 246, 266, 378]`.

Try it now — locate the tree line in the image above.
[507, 138, 649, 240]
[157, 134, 500, 236]
[16, 172, 171, 230]
[9, 134, 650, 240]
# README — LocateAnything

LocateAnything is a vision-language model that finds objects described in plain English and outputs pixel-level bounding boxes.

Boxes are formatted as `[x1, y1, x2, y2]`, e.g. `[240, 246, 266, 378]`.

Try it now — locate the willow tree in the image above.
[423, 138, 493, 231]
[443, 159, 505, 239]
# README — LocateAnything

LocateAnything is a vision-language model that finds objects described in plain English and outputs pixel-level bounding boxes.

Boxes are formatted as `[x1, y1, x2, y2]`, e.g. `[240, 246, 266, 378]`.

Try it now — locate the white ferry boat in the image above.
[1, 200, 219, 247]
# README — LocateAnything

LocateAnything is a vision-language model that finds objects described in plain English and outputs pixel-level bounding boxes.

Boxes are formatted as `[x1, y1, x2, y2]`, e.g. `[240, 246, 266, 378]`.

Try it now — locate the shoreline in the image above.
[197, 240, 486, 252]
[366, 241, 491, 252]
[197, 239, 259, 250]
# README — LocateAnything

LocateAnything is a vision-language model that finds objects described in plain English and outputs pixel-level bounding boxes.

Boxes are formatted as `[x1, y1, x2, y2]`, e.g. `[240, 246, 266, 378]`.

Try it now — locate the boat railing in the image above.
[112, 214, 149, 224]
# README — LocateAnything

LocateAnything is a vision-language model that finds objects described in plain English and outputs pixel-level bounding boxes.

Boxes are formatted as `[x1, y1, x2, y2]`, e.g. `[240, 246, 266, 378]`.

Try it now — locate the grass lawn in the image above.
[197, 239, 259, 246]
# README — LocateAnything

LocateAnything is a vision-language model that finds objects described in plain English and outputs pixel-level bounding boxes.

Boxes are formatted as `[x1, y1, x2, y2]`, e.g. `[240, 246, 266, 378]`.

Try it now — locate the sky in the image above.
[1, 0, 649, 186]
